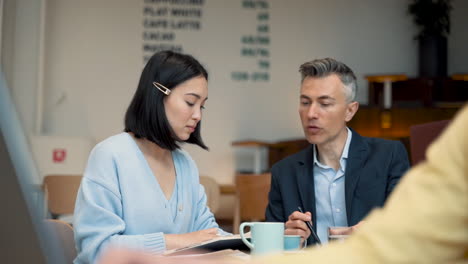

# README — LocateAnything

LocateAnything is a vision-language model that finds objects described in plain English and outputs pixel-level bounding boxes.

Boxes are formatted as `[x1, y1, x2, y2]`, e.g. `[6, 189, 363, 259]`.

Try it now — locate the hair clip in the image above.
[153, 82, 171, 95]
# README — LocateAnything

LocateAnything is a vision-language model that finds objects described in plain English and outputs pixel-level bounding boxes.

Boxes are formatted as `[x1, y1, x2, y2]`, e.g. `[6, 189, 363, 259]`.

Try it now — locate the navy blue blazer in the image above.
[265, 129, 410, 245]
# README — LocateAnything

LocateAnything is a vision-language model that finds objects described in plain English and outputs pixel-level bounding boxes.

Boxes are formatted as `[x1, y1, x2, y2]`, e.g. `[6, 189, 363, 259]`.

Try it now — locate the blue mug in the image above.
[240, 222, 284, 256]
[284, 235, 301, 251]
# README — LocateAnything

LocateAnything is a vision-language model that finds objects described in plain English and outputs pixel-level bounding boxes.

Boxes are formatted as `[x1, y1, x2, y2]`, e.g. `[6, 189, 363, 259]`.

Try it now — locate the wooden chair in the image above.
[199, 176, 220, 215]
[409, 119, 450, 165]
[44, 219, 77, 263]
[233, 173, 271, 233]
[43, 175, 82, 220]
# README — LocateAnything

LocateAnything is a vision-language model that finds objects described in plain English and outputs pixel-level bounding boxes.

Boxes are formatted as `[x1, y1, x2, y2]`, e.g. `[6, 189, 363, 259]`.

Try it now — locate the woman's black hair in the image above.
[124, 50, 208, 150]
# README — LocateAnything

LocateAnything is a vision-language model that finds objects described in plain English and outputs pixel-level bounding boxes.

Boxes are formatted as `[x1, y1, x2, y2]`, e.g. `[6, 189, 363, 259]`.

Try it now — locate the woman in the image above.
[73, 51, 227, 263]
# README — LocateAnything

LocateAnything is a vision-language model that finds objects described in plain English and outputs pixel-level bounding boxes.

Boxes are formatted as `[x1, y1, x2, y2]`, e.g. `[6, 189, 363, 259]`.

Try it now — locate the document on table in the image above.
[164, 233, 251, 256]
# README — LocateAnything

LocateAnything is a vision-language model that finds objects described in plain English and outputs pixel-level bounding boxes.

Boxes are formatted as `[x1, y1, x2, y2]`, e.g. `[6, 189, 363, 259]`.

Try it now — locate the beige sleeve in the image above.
[261, 105, 468, 264]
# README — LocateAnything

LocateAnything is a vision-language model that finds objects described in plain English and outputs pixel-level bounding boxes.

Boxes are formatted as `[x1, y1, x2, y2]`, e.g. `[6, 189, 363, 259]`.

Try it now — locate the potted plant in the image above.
[408, 0, 453, 77]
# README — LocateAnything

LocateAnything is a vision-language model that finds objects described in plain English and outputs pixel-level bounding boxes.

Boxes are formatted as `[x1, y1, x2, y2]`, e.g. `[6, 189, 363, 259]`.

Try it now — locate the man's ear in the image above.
[345, 101, 359, 122]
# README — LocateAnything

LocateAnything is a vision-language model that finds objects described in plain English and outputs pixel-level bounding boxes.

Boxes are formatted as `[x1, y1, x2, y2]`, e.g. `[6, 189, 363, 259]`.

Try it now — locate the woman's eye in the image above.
[186, 101, 195, 107]
[201, 105, 206, 110]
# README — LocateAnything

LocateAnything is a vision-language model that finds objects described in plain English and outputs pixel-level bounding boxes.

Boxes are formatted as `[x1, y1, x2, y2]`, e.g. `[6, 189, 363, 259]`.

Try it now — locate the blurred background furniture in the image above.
[214, 184, 237, 233]
[367, 75, 468, 107]
[43, 175, 82, 222]
[347, 107, 459, 162]
[451, 73, 468, 81]
[233, 173, 271, 234]
[199, 175, 221, 215]
[231, 140, 270, 174]
[268, 139, 309, 168]
[366, 74, 409, 109]
[44, 219, 77, 263]
[347, 107, 458, 140]
[409, 120, 451, 165]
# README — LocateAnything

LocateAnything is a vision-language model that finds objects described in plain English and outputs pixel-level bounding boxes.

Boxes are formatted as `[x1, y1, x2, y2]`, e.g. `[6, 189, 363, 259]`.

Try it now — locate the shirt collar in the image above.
[341, 127, 352, 159]
[313, 127, 353, 168]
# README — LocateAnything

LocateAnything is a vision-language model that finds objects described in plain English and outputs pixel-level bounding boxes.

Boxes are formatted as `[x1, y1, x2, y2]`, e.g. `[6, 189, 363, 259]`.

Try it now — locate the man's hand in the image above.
[285, 211, 312, 244]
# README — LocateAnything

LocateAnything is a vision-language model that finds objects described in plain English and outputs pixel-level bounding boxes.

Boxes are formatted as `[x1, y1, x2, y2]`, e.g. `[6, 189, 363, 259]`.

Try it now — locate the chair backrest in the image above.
[44, 219, 77, 263]
[43, 175, 82, 216]
[199, 176, 220, 214]
[235, 173, 271, 221]
[410, 119, 450, 165]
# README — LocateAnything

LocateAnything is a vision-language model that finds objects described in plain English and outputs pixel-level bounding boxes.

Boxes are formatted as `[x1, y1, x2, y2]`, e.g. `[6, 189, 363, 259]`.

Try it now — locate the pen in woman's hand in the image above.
[298, 206, 322, 245]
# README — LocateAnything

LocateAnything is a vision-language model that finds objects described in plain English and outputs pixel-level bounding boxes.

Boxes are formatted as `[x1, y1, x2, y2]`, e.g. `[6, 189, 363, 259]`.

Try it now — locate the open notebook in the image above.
[164, 233, 251, 256]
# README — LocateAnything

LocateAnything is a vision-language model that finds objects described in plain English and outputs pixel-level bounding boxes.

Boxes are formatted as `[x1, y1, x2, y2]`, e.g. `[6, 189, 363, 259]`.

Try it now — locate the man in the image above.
[265, 58, 410, 245]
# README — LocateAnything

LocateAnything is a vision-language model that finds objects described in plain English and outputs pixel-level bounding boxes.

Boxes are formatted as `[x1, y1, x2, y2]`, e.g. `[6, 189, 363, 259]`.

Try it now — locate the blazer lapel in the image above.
[344, 129, 369, 223]
[295, 145, 317, 228]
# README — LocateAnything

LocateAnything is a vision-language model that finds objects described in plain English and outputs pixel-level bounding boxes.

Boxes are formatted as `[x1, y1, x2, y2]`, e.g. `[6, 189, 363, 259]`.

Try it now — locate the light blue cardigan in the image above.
[73, 133, 226, 263]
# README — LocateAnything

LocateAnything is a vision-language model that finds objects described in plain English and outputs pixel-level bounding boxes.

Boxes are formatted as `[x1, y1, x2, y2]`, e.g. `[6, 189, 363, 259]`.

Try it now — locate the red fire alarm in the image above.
[53, 148, 67, 163]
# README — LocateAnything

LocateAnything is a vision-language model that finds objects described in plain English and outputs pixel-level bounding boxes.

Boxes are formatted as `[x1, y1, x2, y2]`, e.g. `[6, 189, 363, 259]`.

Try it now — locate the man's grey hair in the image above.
[299, 58, 357, 102]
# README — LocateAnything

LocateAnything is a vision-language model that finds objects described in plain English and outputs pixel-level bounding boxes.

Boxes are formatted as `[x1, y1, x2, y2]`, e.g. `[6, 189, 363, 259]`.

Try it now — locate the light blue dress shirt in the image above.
[313, 127, 352, 243]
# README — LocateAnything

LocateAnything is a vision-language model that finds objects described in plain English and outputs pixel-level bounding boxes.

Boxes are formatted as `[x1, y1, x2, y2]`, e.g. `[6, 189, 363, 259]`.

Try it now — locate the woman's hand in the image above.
[329, 221, 365, 236]
[164, 228, 219, 250]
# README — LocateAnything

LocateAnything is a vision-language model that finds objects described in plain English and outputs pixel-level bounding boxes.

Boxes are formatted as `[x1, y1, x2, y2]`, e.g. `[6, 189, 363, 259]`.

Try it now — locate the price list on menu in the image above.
[231, 0, 271, 82]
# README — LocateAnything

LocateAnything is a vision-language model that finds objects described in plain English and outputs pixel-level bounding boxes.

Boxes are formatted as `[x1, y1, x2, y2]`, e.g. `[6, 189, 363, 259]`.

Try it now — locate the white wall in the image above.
[1, 0, 41, 134]
[4, 0, 468, 184]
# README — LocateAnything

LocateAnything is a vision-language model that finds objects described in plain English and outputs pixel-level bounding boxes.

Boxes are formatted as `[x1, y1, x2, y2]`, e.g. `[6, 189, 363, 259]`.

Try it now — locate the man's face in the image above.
[299, 74, 358, 146]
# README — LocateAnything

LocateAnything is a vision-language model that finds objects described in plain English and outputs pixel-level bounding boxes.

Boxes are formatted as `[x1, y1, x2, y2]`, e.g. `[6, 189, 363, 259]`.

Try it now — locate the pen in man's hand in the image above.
[298, 206, 322, 245]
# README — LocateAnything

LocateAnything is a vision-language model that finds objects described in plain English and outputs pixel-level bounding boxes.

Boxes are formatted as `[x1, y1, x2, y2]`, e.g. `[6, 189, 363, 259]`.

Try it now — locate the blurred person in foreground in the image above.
[73, 51, 228, 264]
[99, 104, 468, 263]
